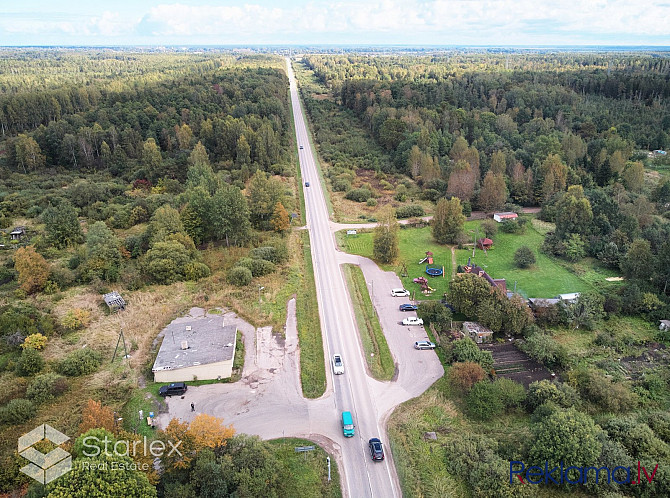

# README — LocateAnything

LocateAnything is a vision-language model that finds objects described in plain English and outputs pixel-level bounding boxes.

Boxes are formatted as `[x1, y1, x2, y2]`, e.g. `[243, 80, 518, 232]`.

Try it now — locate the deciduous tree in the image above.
[14, 246, 50, 294]
[432, 197, 465, 244]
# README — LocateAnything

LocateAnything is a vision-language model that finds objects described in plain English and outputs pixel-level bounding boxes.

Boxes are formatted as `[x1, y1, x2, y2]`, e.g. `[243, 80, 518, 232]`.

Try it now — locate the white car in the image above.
[414, 341, 436, 350]
[332, 354, 344, 374]
[391, 288, 410, 297]
[402, 316, 424, 326]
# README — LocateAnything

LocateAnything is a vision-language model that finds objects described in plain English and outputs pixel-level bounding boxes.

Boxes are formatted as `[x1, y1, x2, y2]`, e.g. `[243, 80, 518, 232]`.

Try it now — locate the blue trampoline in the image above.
[425, 265, 443, 277]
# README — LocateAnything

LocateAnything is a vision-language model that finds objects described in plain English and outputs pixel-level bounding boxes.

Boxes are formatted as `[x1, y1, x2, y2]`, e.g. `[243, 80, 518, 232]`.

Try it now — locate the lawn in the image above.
[337, 226, 454, 300]
[343, 264, 394, 380]
[268, 438, 341, 498]
[455, 220, 620, 298]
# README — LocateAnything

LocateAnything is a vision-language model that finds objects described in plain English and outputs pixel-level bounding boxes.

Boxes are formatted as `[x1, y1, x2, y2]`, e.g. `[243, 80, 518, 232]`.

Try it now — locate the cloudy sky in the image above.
[1, 0, 669, 46]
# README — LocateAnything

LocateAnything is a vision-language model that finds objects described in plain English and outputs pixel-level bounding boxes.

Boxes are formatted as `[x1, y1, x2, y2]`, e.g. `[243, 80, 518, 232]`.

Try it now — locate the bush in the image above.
[499, 220, 521, 233]
[184, 262, 211, 281]
[574, 368, 637, 413]
[249, 246, 278, 263]
[61, 308, 91, 331]
[21, 333, 47, 351]
[26, 373, 68, 405]
[480, 219, 498, 238]
[58, 349, 102, 377]
[494, 378, 527, 410]
[466, 381, 503, 420]
[519, 332, 569, 370]
[448, 337, 494, 370]
[235, 258, 276, 277]
[395, 204, 425, 219]
[449, 362, 486, 393]
[331, 177, 351, 192]
[513, 246, 536, 268]
[15, 348, 44, 376]
[526, 380, 578, 411]
[345, 188, 373, 202]
[227, 266, 252, 287]
[366, 198, 377, 207]
[0, 398, 36, 424]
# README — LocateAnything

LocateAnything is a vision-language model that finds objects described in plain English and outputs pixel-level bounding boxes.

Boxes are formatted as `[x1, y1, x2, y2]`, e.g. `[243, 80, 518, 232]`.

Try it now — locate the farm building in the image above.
[660, 320, 670, 332]
[493, 212, 518, 223]
[462, 322, 494, 344]
[152, 310, 237, 383]
[476, 238, 493, 250]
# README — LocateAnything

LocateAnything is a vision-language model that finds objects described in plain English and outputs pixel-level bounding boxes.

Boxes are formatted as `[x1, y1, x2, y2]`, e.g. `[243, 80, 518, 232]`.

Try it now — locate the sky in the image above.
[0, 0, 669, 47]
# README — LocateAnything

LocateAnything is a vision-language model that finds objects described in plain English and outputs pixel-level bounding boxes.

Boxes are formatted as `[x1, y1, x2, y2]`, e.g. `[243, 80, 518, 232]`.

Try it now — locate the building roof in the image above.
[494, 212, 518, 218]
[462, 321, 493, 336]
[103, 291, 126, 310]
[528, 298, 560, 308]
[660, 320, 670, 327]
[10, 226, 26, 235]
[152, 312, 237, 372]
[558, 293, 580, 301]
[477, 238, 493, 247]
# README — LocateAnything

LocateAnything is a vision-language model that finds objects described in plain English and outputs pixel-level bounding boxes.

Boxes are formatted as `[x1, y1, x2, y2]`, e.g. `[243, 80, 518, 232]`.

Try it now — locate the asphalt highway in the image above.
[287, 58, 399, 498]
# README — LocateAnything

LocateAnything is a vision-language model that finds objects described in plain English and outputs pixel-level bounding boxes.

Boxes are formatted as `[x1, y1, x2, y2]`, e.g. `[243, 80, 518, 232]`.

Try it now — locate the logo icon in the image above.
[19, 424, 71, 484]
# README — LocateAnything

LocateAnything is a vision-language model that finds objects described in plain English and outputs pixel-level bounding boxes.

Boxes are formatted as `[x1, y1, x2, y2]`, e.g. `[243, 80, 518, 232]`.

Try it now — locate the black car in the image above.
[158, 382, 187, 397]
[305, 182, 310, 187]
[368, 438, 384, 461]
[399, 303, 418, 312]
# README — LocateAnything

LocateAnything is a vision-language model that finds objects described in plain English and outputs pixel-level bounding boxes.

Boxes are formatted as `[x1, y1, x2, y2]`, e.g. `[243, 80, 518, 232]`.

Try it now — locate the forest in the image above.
[295, 51, 670, 497]
[0, 49, 323, 496]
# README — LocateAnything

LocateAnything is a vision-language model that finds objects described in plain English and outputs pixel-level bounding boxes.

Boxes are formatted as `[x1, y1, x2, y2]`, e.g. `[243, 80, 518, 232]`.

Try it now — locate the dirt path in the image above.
[451, 246, 457, 278]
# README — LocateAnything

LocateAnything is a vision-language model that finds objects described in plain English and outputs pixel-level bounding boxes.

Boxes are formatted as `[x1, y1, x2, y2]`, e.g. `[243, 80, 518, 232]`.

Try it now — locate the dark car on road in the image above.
[368, 438, 384, 461]
[305, 182, 310, 187]
[399, 303, 418, 312]
[158, 382, 187, 397]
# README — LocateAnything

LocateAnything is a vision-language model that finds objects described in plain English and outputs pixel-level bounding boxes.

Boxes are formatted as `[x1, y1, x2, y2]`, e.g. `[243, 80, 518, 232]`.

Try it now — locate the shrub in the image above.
[366, 198, 377, 207]
[494, 378, 527, 410]
[0, 398, 36, 424]
[480, 219, 498, 238]
[499, 220, 521, 233]
[449, 362, 486, 393]
[21, 333, 47, 350]
[26, 373, 68, 405]
[395, 204, 425, 219]
[58, 348, 102, 377]
[574, 368, 637, 413]
[526, 380, 578, 411]
[513, 246, 536, 268]
[235, 258, 276, 277]
[184, 262, 211, 281]
[15, 348, 44, 376]
[331, 177, 351, 192]
[249, 246, 278, 263]
[466, 381, 504, 420]
[227, 267, 252, 287]
[448, 337, 494, 370]
[345, 188, 373, 202]
[520, 332, 569, 370]
[61, 308, 91, 331]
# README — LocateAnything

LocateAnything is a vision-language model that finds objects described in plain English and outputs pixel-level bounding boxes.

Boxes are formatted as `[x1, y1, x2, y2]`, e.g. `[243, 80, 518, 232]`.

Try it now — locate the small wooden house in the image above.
[462, 321, 493, 344]
[477, 238, 493, 250]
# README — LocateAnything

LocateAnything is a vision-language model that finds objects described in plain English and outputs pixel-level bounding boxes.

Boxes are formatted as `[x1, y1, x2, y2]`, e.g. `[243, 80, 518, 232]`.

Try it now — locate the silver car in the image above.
[414, 341, 436, 350]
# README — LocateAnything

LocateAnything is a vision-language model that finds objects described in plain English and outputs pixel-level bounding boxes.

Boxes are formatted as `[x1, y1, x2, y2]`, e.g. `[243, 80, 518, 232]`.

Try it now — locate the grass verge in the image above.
[268, 438, 342, 498]
[343, 264, 394, 380]
[296, 230, 326, 398]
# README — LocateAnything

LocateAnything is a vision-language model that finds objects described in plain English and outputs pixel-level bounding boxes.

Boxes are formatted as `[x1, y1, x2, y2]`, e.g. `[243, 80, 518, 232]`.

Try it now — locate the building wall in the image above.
[154, 359, 233, 383]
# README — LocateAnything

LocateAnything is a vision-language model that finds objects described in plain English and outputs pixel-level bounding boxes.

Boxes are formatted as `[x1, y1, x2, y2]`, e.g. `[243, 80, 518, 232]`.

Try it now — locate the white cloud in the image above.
[0, 1, 669, 44]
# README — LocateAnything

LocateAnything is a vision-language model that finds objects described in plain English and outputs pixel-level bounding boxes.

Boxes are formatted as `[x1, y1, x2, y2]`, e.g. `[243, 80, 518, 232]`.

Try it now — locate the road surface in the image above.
[289, 58, 400, 498]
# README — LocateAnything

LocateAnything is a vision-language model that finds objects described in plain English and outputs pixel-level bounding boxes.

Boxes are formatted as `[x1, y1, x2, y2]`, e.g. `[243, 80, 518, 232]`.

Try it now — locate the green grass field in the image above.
[338, 219, 623, 300]
[343, 264, 395, 380]
[268, 438, 342, 498]
[296, 231, 327, 398]
[338, 227, 453, 300]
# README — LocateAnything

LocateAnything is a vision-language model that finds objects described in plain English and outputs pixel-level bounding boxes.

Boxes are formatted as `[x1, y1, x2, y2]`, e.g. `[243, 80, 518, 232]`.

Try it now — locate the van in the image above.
[341, 411, 355, 437]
